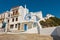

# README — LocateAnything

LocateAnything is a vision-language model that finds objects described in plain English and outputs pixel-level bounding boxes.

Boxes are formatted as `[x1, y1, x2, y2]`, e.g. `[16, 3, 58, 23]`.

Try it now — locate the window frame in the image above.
[12, 18, 14, 22]
[15, 24, 17, 28]
[16, 17, 18, 21]
[10, 24, 14, 29]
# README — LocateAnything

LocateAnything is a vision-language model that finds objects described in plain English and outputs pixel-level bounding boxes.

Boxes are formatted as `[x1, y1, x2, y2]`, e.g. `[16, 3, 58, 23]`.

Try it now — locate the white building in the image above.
[0, 5, 43, 32]
[44, 14, 55, 19]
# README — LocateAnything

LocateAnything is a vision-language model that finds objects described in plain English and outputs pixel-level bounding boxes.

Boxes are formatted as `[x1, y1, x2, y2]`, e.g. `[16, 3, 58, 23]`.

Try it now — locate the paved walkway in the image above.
[0, 34, 59, 40]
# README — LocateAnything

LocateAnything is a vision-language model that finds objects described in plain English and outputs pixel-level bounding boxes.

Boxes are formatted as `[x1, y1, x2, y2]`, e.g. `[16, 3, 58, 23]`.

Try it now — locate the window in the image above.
[16, 10, 18, 14]
[13, 12, 14, 15]
[36, 16, 40, 21]
[28, 16, 31, 20]
[8, 20, 9, 23]
[8, 14, 10, 17]
[12, 18, 14, 22]
[33, 22, 37, 27]
[13, 9, 18, 15]
[16, 17, 18, 21]
[10, 25, 14, 29]
[15, 24, 17, 28]
[13, 10, 15, 15]
[18, 23, 20, 27]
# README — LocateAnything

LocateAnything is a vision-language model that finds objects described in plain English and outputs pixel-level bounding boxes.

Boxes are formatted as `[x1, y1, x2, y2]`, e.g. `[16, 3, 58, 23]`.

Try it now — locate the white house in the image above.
[0, 5, 43, 32]
[44, 14, 55, 19]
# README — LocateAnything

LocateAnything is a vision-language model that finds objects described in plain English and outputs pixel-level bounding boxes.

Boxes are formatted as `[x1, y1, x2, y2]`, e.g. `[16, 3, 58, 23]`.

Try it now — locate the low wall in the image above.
[22, 27, 38, 33]
[23, 26, 60, 36]
[40, 27, 57, 35]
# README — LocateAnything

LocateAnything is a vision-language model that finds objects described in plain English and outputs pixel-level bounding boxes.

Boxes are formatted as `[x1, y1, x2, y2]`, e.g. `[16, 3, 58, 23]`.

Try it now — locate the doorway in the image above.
[18, 23, 20, 30]
[24, 24, 27, 31]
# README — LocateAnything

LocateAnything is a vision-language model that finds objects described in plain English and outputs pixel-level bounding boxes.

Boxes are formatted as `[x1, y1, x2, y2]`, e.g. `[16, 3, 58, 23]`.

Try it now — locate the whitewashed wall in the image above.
[23, 27, 58, 35]
[22, 27, 38, 33]
[23, 26, 60, 37]
[40, 27, 57, 35]
[0, 23, 2, 28]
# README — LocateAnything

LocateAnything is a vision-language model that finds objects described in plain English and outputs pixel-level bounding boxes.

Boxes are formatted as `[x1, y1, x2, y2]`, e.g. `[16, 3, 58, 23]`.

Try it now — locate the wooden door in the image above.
[18, 23, 20, 30]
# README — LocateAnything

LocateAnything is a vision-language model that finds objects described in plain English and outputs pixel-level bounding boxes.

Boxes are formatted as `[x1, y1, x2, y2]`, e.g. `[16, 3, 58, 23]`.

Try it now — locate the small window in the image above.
[18, 23, 20, 27]
[10, 25, 14, 29]
[33, 23, 37, 27]
[16, 17, 18, 21]
[12, 18, 14, 22]
[8, 20, 9, 23]
[15, 24, 17, 28]
[13, 10, 18, 15]
[16, 10, 18, 14]
[28, 16, 31, 19]
[13, 11, 15, 15]
[8, 14, 10, 17]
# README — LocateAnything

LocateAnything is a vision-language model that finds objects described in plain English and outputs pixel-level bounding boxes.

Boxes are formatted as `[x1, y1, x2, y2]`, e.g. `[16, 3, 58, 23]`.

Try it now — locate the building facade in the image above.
[0, 5, 43, 32]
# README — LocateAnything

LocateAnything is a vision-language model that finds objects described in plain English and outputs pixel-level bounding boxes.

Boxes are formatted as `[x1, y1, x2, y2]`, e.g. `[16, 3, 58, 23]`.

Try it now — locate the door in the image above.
[24, 24, 27, 31]
[18, 23, 20, 30]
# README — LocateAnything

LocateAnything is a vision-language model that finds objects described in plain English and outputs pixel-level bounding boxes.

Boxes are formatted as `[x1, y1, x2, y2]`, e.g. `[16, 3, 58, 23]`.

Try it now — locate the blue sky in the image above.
[0, 0, 60, 18]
